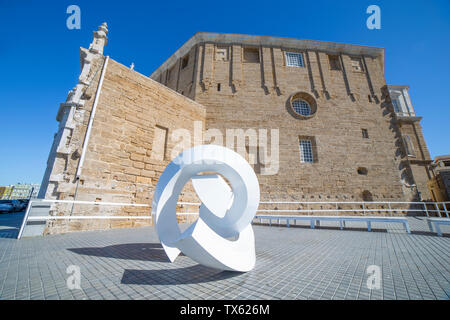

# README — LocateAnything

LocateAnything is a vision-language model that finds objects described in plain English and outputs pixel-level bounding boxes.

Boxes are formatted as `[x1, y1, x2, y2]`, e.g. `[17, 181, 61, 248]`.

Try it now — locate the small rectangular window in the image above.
[243, 47, 260, 63]
[362, 129, 369, 139]
[167, 66, 175, 81]
[151, 125, 169, 161]
[299, 139, 314, 163]
[285, 52, 304, 67]
[402, 135, 416, 157]
[350, 57, 364, 72]
[181, 55, 189, 69]
[328, 55, 341, 70]
[215, 45, 229, 61]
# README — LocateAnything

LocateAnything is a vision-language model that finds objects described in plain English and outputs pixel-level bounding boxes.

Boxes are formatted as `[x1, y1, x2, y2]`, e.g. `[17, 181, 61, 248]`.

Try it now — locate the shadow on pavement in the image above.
[68, 243, 171, 262]
[121, 265, 243, 285]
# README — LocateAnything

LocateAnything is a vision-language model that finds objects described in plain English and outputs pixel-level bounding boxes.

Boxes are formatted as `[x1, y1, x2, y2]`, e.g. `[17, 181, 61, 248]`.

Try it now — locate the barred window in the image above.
[292, 99, 311, 116]
[285, 52, 304, 67]
[299, 139, 314, 163]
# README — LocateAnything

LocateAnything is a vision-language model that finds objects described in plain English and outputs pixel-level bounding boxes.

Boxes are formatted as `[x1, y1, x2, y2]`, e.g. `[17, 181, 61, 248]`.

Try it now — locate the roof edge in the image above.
[150, 32, 385, 79]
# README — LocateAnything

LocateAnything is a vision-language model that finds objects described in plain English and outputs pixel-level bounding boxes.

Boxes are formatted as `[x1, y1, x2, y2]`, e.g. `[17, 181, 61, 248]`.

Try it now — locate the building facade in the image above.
[9, 184, 39, 200]
[0, 184, 40, 200]
[0, 186, 14, 200]
[150, 33, 432, 202]
[428, 155, 450, 202]
[37, 24, 432, 235]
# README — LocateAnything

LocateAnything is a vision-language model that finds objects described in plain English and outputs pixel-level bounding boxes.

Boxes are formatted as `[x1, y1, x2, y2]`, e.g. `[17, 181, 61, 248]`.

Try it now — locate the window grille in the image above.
[299, 139, 314, 163]
[286, 52, 304, 67]
[292, 99, 311, 116]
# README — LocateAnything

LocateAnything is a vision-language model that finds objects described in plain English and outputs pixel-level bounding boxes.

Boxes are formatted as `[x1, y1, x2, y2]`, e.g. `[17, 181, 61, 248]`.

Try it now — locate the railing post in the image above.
[335, 202, 338, 216]
[17, 199, 34, 239]
[444, 202, 449, 218]
[362, 203, 366, 216]
[423, 203, 429, 217]
[388, 203, 392, 217]
[435, 202, 441, 218]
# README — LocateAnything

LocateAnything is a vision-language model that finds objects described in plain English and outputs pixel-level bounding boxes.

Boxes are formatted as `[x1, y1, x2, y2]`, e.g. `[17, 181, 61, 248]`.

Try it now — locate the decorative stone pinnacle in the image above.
[99, 22, 108, 34]
[89, 22, 108, 55]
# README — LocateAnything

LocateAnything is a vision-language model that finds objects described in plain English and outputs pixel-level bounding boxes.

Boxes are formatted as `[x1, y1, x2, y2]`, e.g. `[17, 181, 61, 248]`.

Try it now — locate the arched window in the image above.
[292, 99, 311, 116]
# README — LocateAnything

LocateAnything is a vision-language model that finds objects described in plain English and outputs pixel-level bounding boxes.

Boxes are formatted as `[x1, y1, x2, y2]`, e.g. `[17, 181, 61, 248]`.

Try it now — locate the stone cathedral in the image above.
[37, 23, 432, 234]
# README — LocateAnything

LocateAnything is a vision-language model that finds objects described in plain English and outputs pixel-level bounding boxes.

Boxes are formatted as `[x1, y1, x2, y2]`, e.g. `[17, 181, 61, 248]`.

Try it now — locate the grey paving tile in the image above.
[0, 218, 448, 300]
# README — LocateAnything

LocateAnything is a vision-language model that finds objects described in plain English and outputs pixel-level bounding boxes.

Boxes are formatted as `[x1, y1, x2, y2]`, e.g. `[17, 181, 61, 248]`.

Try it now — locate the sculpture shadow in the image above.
[67, 243, 172, 262]
[121, 265, 243, 285]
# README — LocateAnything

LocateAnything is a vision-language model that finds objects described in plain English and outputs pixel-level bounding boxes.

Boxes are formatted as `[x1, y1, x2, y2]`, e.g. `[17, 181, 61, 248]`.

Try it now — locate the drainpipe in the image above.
[75, 55, 110, 179]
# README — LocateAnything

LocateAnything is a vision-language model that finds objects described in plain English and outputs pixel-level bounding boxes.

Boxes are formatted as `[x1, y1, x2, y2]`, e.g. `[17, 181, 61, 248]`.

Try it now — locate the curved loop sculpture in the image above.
[152, 145, 260, 272]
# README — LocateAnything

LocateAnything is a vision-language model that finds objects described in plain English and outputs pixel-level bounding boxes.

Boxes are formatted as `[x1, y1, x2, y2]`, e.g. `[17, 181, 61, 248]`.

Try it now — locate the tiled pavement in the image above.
[0, 216, 449, 300]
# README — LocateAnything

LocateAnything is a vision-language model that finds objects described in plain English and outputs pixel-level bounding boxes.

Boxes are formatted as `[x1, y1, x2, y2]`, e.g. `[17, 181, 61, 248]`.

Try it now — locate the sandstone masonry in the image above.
[38, 26, 432, 235]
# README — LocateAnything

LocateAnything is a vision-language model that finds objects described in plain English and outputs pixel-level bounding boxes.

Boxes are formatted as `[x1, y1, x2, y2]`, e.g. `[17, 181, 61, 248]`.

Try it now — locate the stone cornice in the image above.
[150, 32, 385, 80]
[394, 115, 422, 123]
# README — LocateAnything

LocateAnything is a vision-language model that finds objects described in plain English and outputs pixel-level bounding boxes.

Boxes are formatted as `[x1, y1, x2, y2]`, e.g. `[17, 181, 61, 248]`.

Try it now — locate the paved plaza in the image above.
[0, 216, 449, 300]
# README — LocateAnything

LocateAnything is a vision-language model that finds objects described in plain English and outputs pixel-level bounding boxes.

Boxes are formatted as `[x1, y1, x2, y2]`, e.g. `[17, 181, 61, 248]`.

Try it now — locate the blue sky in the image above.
[0, 0, 449, 186]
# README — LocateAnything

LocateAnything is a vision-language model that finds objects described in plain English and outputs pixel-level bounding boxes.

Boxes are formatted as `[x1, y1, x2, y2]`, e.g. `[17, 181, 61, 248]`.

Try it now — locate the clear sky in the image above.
[0, 0, 449, 186]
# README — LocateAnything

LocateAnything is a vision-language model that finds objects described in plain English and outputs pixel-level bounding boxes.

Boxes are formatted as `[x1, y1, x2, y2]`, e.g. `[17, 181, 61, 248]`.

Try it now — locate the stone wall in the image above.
[40, 31, 436, 235]
[44, 58, 205, 234]
[155, 39, 410, 202]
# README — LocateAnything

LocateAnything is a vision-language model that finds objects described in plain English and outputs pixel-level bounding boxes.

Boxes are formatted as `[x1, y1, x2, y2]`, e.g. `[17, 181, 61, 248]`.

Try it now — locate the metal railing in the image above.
[180, 201, 450, 218]
[17, 199, 449, 238]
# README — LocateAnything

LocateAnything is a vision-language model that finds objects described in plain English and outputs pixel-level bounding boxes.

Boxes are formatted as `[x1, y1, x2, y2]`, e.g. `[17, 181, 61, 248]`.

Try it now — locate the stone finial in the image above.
[88, 22, 109, 55]
[98, 22, 108, 33]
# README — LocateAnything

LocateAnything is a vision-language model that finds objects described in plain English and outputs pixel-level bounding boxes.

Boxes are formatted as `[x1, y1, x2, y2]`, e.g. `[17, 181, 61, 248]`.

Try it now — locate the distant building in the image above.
[428, 155, 450, 202]
[0, 186, 14, 200]
[1, 184, 40, 200]
[30, 185, 40, 198]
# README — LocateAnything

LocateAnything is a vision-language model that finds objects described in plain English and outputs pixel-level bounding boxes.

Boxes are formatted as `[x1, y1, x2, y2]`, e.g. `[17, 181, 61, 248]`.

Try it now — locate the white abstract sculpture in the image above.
[152, 145, 260, 272]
